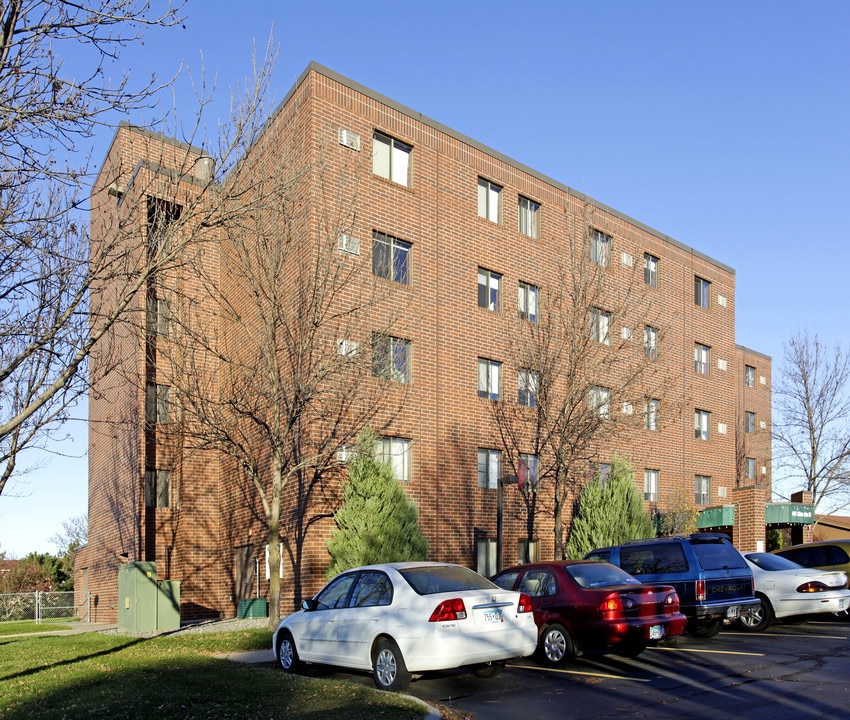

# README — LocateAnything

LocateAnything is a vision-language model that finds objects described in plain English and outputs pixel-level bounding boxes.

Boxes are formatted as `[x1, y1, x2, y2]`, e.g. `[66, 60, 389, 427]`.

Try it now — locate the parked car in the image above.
[272, 562, 538, 691]
[585, 533, 759, 637]
[491, 560, 686, 665]
[738, 552, 850, 631]
[773, 540, 850, 578]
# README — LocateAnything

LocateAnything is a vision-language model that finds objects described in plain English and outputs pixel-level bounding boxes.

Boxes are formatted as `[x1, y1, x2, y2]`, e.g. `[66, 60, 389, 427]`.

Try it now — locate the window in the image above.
[694, 343, 711, 375]
[644, 469, 659, 502]
[350, 571, 393, 607]
[644, 253, 658, 288]
[372, 131, 411, 186]
[478, 358, 502, 400]
[145, 469, 171, 508]
[694, 276, 711, 309]
[695, 475, 711, 505]
[745, 411, 756, 434]
[477, 178, 502, 222]
[518, 281, 538, 322]
[645, 398, 660, 430]
[146, 295, 171, 338]
[597, 462, 612, 486]
[590, 307, 611, 345]
[147, 197, 181, 257]
[372, 334, 411, 383]
[694, 409, 711, 440]
[590, 229, 611, 267]
[744, 457, 756, 480]
[372, 231, 411, 285]
[145, 384, 171, 424]
[376, 436, 412, 482]
[644, 325, 659, 359]
[478, 448, 501, 489]
[518, 369, 539, 407]
[519, 453, 539, 490]
[518, 196, 540, 238]
[745, 365, 755, 387]
[590, 385, 611, 419]
[478, 268, 502, 311]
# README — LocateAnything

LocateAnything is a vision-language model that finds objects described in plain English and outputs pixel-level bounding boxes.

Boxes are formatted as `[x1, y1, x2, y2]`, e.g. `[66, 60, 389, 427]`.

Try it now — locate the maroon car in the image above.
[492, 560, 687, 665]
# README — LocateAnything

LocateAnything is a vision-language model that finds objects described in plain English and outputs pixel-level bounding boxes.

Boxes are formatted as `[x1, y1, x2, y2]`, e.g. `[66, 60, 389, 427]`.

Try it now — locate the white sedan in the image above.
[272, 562, 538, 691]
[738, 552, 850, 632]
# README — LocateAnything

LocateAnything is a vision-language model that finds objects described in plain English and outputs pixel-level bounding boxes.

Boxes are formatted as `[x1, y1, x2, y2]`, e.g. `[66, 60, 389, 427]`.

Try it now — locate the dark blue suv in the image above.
[585, 534, 758, 637]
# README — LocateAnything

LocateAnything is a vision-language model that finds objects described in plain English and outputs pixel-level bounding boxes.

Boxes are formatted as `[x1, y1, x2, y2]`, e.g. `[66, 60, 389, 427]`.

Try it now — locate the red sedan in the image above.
[492, 560, 687, 665]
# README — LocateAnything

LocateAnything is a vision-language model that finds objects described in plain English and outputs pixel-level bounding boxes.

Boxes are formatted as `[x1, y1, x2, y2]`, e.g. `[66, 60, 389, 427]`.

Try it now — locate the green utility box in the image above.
[118, 561, 181, 633]
[237, 598, 268, 618]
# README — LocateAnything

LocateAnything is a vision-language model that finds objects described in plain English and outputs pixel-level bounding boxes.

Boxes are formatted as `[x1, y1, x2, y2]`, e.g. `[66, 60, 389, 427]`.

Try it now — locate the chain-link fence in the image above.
[0, 591, 89, 623]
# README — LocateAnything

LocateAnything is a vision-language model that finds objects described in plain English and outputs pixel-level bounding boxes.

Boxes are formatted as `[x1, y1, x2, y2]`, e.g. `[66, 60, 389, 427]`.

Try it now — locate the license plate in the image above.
[726, 605, 740, 619]
[483, 609, 504, 624]
[649, 625, 665, 640]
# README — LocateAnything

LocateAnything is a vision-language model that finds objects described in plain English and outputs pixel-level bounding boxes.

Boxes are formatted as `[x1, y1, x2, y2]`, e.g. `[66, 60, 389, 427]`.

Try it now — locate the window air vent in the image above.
[336, 446, 354, 463]
[338, 234, 360, 255]
[338, 128, 361, 151]
[717, 486, 727, 498]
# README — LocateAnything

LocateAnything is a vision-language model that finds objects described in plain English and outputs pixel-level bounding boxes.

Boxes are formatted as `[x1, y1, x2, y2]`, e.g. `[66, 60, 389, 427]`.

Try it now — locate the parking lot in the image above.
[310, 618, 850, 719]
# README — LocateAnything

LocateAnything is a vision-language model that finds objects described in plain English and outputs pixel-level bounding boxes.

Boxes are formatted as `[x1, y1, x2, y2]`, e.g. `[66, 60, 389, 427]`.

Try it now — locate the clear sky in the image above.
[1, 0, 848, 557]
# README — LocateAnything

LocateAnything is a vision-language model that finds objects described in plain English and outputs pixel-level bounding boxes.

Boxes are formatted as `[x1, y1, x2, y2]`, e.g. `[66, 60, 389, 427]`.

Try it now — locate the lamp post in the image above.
[497, 474, 519, 572]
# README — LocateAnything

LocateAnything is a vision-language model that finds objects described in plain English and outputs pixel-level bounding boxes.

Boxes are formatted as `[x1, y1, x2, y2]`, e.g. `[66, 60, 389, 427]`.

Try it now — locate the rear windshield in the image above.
[567, 563, 640, 588]
[692, 541, 747, 570]
[746, 553, 802, 571]
[399, 565, 497, 595]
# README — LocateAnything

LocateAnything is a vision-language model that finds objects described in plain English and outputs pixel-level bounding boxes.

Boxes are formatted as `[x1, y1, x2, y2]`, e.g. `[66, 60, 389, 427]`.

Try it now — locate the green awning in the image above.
[764, 503, 814, 525]
[696, 505, 735, 528]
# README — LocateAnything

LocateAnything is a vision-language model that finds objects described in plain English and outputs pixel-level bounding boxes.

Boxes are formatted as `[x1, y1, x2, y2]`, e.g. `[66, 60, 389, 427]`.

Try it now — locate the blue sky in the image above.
[1, 0, 848, 556]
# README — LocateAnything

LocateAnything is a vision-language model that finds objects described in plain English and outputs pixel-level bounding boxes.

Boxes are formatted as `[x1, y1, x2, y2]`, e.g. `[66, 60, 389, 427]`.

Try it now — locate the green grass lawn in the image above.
[0, 627, 428, 719]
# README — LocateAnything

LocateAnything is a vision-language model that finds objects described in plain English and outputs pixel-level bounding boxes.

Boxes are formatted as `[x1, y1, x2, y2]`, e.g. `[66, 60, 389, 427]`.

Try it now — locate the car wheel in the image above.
[276, 630, 301, 673]
[538, 623, 575, 666]
[738, 596, 774, 632]
[373, 638, 411, 692]
[689, 619, 721, 638]
[472, 660, 505, 678]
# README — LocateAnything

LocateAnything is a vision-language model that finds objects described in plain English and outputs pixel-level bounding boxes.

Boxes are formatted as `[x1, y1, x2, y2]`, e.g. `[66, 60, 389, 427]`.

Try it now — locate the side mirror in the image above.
[301, 598, 319, 611]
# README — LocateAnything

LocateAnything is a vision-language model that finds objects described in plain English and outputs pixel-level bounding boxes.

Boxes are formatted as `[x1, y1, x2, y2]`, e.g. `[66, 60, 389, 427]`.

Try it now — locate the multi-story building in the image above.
[77, 63, 779, 622]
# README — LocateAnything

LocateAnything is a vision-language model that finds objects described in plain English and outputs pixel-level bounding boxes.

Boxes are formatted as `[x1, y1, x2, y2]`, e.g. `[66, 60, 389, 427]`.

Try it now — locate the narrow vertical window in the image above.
[518, 281, 538, 322]
[590, 229, 611, 267]
[694, 276, 711, 308]
[590, 386, 611, 419]
[518, 369, 539, 407]
[694, 343, 711, 375]
[518, 196, 540, 238]
[644, 469, 659, 502]
[477, 178, 502, 222]
[644, 326, 659, 359]
[645, 398, 660, 430]
[372, 131, 411, 186]
[478, 448, 501, 489]
[478, 358, 502, 400]
[644, 253, 658, 287]
[745, 365, 755, 387]
[590, 307, 611, 345]
[694, 410, 711, 440]
[477, 268, 502, 311]
[695, 475, 711, 505]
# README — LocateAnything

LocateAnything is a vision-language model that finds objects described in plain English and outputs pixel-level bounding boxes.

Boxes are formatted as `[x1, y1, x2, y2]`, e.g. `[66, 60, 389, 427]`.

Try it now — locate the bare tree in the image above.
[774, 330, 850, 511]
[492, 206, 668, 559]
[0, 1, 186, 496]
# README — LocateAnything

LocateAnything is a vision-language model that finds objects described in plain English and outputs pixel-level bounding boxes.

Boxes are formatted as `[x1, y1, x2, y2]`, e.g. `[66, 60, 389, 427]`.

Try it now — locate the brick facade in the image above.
[77, 63, 775, 622]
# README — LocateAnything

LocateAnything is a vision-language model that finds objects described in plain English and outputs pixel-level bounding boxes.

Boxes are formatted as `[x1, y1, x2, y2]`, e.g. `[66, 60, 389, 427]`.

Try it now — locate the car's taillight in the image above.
[797, 581, 830, 593]
[429, 598, 467, 622]
[664, 592, 680, 612]
[517, 592, 533, 614]
[696, 579, 706, 602]
[599, 594, 625, 619]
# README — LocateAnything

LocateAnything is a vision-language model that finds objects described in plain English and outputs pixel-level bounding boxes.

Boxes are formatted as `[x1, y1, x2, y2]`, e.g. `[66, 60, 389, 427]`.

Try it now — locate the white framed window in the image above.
[518, 369, 539, 408]
[145, 469, 171, 508]
[695, 409, 711, 440]
[478, 358, 502, 400]
[478, 268, 502, 311]
[590, 229, 610, 267]
[644, 325, 659, 359]
[145, 384, 171, 424]
[519, 453, 539, 491]
[372, 231, 411, 285]
[372, 131, 411, 186]
[590, 307, 611, 345]
[644, 253, 658, 288]
[695, 475, 711, 505]
[477, 178, 502, 222]
[518, 281, 538, 322]
[518, 196, 540, 238]
[376, 436, 412, 482]
[645, 398, 660, 430]
[478, 448, 501, 489]
[745, 365, 755, 387]
[590, 385, 611, 419]
[745, 457, 756, 480]
[644, 469, 659, 502]
[694, 343, 711, 375]
[372, 333, 411, 384]
[694, 276, 711, 309]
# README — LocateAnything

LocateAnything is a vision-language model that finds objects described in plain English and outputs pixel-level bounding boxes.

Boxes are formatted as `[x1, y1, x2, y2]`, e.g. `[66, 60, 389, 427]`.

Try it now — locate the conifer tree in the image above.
[326, 431, 428, 578]
[566, 454, 654, 559]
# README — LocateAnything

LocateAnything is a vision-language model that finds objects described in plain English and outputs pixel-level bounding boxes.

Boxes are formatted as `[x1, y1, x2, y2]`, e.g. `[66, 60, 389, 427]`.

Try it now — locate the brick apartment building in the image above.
[76, 63, 785, 622]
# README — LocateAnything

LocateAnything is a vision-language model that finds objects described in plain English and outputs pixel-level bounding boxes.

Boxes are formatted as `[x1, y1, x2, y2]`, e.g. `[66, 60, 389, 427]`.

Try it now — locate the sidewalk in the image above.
[3, 622, 118, 639]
